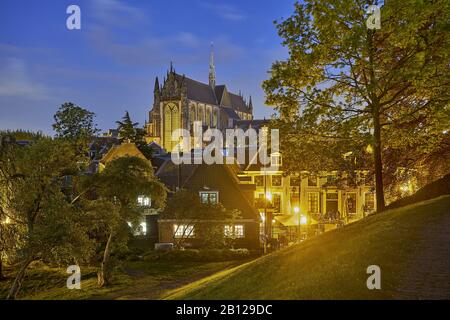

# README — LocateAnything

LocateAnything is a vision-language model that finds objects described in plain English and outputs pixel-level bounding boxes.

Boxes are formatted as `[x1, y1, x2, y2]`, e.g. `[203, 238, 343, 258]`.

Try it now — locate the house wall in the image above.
[241, 170, 375, 221]
[158, 219, 259, 250]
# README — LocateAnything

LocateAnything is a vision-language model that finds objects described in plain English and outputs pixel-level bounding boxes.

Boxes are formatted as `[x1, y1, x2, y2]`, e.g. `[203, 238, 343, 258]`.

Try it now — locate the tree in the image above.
[53, 102, 99, 155]
[1, 138, 95, 299]
[85, 156, 166, 287]
[263, 0, 449, 211]
[0, 132, 46, 281]
[116, 111, 153, 159]
[161, 190, 241, 249]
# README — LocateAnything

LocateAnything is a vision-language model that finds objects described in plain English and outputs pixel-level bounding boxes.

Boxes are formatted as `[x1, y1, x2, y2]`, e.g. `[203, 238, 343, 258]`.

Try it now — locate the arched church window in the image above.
[213, 108, 218, 127]
[206, 107, 212, 127]
[189, 104, 195, 126]
[163, 103, 180, 152]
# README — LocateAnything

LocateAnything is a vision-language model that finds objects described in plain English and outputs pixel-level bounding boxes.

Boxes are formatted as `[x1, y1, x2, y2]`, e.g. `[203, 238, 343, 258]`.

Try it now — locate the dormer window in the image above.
[199, 191, 219, 204]
[271, 152, 282, 167]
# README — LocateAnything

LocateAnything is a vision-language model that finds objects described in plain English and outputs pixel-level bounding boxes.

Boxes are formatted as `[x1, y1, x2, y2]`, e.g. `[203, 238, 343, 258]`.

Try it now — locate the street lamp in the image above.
[294, 206, 301, 241]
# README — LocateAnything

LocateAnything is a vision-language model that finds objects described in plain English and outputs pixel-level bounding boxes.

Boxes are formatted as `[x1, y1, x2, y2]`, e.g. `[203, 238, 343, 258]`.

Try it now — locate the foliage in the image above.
[116, 111, 152, 158]
[0, 137, 96, 298]
[53, 102, 99, 142]
[263, 0, 450, 210]
[81, 156, 167, 286]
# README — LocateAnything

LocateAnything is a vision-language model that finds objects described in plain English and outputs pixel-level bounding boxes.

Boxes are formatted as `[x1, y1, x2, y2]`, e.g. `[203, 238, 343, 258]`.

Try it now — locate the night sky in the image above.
[0, 0, 295, 135]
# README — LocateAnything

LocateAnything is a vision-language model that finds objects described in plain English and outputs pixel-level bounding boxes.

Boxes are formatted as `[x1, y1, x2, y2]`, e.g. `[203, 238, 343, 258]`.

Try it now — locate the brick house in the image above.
[149, 157, 260, 249]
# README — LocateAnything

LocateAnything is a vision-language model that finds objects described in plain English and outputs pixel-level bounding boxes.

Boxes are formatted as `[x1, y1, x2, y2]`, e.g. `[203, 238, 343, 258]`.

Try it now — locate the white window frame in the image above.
[199, 191, 219, 204]
[307, 192, 320, 214]
[173, 224, 195, 238]
[224, 224, 245, 238]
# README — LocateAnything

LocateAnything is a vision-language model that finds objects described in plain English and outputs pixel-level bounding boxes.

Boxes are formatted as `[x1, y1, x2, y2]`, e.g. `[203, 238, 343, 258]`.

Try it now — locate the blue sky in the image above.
[0, 0, 295, 134]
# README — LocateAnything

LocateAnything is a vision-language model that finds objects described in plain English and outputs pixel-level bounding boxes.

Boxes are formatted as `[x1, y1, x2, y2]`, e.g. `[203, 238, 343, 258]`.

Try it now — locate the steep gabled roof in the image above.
[229, 93, 247, 112]
[100, 143, 147, 165]
[221, 107, 240, 120]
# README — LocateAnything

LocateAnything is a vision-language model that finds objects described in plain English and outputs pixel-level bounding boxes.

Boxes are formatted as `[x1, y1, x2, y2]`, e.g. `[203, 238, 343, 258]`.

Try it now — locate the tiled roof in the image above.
[173, 73, 250, 113]
[100, 142, 147, 164]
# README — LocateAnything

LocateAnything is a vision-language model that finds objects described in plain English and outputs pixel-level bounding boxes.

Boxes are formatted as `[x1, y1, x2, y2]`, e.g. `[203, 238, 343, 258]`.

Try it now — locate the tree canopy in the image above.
[263, 0, 450, 210]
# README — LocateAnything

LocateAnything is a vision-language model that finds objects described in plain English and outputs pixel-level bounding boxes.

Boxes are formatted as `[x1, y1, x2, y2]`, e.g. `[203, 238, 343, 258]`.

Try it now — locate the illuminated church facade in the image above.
[145, 48, 254, 152]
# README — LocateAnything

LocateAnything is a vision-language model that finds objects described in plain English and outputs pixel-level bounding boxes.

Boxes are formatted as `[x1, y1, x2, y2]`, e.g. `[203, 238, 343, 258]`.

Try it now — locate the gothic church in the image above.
[145, 48, 254, 152]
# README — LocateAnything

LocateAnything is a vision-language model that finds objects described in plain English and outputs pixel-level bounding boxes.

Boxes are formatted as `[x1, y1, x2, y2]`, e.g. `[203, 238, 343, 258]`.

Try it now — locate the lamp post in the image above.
[294, 206, 300, 241]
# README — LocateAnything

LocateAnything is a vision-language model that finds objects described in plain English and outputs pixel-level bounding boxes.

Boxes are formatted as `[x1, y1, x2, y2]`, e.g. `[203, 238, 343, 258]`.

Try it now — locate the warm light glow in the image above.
[265, 192, 272, 201]
[4, 217, 11, 224]
[140, 222, 147, 235]
[259, 212, 266, 222]
[300, 215, 307, 225]
[366, 145, 374, 154]
[293, 206, 300, 214]
[400, 182, 414, 194]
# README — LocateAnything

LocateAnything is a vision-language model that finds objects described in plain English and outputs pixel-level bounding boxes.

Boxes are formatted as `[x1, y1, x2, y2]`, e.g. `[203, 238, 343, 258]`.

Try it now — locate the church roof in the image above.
[177, 74, 218, 105]
[171, 73, 250, 112]
[222, 107, 240, 120]
[229, 93, 247, 112]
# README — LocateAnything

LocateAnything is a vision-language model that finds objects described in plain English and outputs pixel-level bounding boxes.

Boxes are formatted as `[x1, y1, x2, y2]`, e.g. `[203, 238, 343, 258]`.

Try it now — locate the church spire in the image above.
[154, 76, 160, 94]
[209, 42, 216, 88]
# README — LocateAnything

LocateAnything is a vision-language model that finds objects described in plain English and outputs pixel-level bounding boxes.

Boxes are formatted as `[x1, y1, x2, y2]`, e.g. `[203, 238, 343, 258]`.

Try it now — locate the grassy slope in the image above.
[0, 260, 239, 300]
[165, 196, 450, 300]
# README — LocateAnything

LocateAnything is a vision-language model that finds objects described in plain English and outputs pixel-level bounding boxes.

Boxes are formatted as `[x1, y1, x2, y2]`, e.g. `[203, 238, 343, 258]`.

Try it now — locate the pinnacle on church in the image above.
[209, 42, 216, 88]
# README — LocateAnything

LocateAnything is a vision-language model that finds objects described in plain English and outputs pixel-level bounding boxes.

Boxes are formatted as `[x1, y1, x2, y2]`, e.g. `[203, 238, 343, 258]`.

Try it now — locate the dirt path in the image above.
[395, 213, 450, 299]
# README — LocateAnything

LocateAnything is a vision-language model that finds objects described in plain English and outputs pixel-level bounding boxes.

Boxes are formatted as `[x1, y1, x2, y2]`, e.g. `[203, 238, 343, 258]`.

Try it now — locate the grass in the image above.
[0, 259, 243, 300]
[164, 196, 450, 300]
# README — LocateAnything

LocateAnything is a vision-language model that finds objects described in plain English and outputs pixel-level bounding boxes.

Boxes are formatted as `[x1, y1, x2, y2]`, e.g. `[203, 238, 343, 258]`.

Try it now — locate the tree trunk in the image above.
[7, 258, 32, 300]
[98, 232, 113, 287]
[0, 257, 4, 280]
[372, 105, 386, 212]
[367, 29, 386, 212]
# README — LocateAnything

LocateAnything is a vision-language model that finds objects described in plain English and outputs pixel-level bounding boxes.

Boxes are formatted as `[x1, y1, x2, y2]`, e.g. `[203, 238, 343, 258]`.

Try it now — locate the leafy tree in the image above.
[84, 156, 166, 287]
[162, 190, 241, 249]
[116, 111, 152, 159]
[1, 138, 95, 299]
[263, 0, 449, 211]
[53, 102, 99, 154]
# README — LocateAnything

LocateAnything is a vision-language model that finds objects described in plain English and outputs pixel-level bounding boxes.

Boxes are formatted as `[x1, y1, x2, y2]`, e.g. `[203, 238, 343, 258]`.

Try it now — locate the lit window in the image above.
[347, 193, 357, 215]
[254, 175, 264, 187]
[270, 153, 282, 167]
[290, 176, 300, 187]
[174, 224, 195, 238]
[308, 175, 318, 187]
[307, 192, 319, 213]
[224, 225, 245, 238]
[272, 175, 282, 187]
[199, 191, 219, 204]
[365, 193, 375, 212]
[137, 195, 151, 207]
